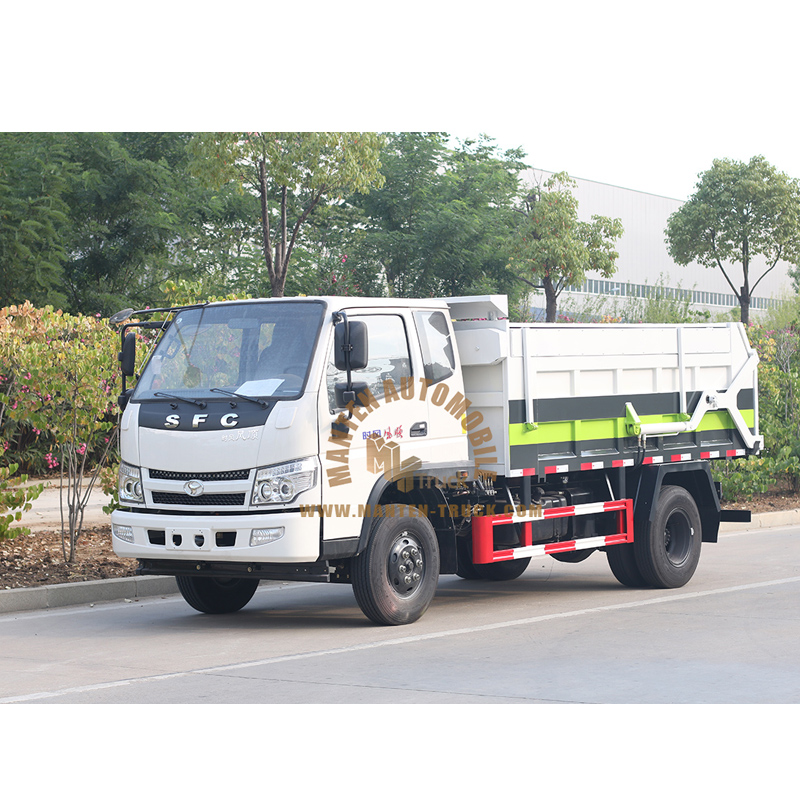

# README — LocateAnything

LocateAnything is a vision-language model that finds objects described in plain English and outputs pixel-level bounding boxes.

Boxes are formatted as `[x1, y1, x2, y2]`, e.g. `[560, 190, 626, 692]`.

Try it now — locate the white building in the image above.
[520, 169, 794, 319]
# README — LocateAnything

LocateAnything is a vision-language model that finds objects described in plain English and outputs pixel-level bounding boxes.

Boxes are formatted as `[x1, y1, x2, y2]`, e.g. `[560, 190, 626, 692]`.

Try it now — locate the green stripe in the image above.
[508, 409, 755, 447]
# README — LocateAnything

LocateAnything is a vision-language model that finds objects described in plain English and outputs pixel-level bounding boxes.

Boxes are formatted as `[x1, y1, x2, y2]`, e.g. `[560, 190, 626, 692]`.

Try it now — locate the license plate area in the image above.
[166, 527, 212, 551]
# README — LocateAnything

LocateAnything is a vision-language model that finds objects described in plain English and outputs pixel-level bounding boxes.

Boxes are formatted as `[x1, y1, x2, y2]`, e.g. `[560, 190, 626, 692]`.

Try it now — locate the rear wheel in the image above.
[352, 505, 440, 625]
[606, 543, 649, 587]
[634, 485, 702, 588]
[176, 575, 259, 614]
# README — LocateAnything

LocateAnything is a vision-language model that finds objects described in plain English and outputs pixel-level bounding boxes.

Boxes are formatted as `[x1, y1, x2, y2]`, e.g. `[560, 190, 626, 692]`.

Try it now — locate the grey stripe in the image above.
[508, 389, 755, 425]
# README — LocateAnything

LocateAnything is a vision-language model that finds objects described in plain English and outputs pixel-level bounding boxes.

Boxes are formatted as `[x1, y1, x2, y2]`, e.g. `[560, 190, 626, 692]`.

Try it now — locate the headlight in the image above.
[118, 462, 144, 505]
[252, 457, 317, 506]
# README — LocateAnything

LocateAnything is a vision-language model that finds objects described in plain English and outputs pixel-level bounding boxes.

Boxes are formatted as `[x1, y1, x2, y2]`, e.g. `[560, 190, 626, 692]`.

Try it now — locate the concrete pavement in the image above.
[2, 482, 799, 614]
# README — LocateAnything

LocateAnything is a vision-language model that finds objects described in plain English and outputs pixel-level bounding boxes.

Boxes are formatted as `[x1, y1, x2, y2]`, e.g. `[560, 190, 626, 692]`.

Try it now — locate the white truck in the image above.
[109, 295, 761, 625]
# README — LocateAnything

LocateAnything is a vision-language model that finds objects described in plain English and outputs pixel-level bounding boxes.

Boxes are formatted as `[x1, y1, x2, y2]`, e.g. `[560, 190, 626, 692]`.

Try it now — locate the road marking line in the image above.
[3, 574, 800, 704]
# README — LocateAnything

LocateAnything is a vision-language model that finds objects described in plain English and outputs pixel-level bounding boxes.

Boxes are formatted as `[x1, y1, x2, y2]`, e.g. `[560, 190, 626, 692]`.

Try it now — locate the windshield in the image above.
[132, 301, 324, 401]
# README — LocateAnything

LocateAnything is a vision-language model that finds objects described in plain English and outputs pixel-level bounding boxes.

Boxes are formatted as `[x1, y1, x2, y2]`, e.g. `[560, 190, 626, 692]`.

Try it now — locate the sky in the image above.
[5, 2, 799, 204]
[443, 2, 800, 201]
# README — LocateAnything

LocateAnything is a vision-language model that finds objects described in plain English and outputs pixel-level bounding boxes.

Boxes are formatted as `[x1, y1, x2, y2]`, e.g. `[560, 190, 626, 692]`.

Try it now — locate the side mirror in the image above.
[119, 332, 136, 377]
[334, 319, 368, 371]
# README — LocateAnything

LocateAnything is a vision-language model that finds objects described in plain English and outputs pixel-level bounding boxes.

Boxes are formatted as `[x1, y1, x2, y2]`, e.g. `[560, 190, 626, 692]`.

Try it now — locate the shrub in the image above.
[0, 302, 118, 561]
[0, 463, 44, 540]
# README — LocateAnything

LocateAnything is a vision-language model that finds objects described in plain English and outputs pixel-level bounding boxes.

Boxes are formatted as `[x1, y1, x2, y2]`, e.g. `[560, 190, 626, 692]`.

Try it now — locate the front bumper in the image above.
[110, 508, 321, 564]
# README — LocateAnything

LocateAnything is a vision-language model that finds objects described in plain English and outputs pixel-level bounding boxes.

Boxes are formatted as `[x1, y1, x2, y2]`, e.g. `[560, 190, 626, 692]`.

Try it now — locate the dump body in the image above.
[448, 295, 761, 480]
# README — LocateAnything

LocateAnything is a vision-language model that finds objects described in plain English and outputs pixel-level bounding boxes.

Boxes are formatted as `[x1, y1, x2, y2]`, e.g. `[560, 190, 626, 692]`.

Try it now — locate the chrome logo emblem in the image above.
[184, 480, 205, 497]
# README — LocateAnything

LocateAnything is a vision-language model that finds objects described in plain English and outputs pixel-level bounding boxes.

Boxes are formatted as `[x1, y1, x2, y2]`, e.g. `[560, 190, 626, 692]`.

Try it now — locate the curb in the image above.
[1, 508, 797, 615]
[0, 576, 177, 614]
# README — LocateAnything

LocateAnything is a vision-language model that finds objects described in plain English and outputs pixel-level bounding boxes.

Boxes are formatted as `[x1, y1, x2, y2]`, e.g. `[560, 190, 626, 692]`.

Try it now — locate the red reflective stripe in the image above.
[544, 541, 576, 554]
[521, 521, 532, 547]
[471, 499, 634, 563]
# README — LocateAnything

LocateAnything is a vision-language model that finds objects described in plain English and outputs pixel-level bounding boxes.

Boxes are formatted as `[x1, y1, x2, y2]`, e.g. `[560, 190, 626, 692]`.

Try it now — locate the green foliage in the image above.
[351, 133, 527, 302]
[0, 463, 44, 540]
[509, 172, 624, 322]
[0, 132, 262, 316]
[666, 155, 800, 325]
[0, 302, 118, 561]
[712, 321, 800, 500]
[58, 132, 189, 315]
[187, 132, 386, 298]
[0, 133, 71, 309]
[160, 277, 252, 307]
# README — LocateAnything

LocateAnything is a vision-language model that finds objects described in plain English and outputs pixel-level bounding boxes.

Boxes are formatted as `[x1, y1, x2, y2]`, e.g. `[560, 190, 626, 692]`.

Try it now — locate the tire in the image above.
[634, 485, 702, 589]
[606, 543, 649, 587]
[352, 504, 440, 625]
[473, 557, 531, 581]
[176, 575, 259, 614]
[551, 548, 595, 564]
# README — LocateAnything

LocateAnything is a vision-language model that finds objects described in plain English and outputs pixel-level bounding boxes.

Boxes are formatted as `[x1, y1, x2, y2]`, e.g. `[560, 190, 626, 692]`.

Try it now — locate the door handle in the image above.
[410, 421, 427, 437]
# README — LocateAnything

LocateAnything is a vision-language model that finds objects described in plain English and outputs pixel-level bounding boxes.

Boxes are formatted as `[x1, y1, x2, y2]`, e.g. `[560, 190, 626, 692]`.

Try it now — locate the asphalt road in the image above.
[1, 523, 798, 704]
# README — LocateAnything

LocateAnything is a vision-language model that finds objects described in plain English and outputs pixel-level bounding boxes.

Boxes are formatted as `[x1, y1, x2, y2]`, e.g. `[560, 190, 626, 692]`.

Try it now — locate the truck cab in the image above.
[111, 297, 468, 617]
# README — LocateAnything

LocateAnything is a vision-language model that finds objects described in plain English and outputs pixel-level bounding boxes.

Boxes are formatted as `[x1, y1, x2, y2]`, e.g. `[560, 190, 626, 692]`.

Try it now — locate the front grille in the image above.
[151, 492, 247, 506]
[149, 468, 250, 482]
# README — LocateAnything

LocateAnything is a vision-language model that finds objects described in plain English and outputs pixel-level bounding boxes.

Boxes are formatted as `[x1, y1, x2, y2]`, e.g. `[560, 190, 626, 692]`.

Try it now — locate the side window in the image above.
[327, 315, 412, 411]
[413, 310, 455, 384]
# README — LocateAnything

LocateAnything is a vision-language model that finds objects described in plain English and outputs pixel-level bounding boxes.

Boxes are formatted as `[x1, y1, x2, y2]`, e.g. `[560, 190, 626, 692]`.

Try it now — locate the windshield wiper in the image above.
[154, 391, 207, 409]
[210, 388, 269, 409]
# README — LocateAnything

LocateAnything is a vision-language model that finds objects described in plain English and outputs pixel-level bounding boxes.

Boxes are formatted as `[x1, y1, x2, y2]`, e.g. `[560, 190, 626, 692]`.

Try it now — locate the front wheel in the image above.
[634, 485, 702, 589]
[352, 505, 440, 625]
[176, 575, 259, 614]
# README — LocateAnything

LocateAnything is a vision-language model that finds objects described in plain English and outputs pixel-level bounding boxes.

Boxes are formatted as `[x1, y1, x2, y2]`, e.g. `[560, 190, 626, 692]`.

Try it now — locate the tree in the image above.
[354, 132, 527, 299]
[188, 133, 385, 298]
[60, 132, 192, 315]
[0, 133, 72, 309]
[665, 156, 800, 325]
[509, 172, 624, 322]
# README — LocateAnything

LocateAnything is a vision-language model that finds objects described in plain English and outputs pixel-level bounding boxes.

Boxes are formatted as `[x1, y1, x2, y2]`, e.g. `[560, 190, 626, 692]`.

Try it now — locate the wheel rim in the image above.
[387, 532, 426, 598]
[663, 509, 694, 567]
